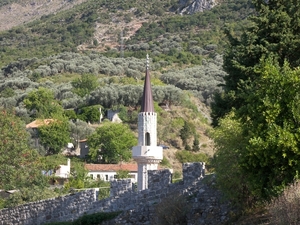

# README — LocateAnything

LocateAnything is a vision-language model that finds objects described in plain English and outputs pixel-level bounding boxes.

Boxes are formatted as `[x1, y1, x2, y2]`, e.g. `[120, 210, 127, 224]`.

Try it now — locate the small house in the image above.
[77, 139, 89, 158]
[85, 163, 138, 182]
[55, 158, 71, 178]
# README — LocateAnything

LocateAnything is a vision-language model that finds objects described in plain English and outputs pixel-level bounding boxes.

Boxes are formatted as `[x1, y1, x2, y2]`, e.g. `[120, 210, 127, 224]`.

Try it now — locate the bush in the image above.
[160, 157, 171, 168]
[77, 105, 102, 123]
[268, 181, 300, 225]
[152, 193, 190, 225]
[44, 211, 120, 225]
[116, 170, 130, 179]
[175, 150, 209, 164]
[173, 171, 182, 182]
[5, 186, 60, 208]
[73, 211, 120, 225]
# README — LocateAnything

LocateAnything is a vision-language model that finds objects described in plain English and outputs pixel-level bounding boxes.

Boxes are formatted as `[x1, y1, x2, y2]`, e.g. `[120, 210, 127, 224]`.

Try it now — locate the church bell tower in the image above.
[132, 54, 163, 191]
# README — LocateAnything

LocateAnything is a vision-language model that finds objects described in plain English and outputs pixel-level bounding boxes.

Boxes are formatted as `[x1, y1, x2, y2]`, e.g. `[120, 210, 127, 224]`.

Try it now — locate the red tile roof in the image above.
[26, 119, 54, 129]
[85, 163, 138, 172]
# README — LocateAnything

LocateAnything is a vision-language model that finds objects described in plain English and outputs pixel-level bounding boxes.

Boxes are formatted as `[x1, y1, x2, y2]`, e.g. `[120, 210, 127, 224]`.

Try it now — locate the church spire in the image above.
[140, 54, 154, 112]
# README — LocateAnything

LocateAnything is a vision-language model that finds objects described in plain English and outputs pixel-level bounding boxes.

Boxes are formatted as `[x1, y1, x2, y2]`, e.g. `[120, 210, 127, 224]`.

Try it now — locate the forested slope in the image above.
[0, 0, 255, 153]
[0, 0, 264, 212]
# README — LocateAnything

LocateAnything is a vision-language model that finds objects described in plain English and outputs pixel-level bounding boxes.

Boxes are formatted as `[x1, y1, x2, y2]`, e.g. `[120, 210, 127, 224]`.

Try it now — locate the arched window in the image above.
[145, 132, 151, 145]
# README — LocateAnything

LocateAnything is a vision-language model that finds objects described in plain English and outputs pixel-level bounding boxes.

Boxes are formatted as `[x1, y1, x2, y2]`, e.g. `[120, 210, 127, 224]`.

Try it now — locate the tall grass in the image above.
[268, 181, 300, 224]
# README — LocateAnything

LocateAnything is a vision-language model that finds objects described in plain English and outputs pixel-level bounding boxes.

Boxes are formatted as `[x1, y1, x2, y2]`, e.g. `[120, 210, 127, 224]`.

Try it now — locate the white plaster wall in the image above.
[55, 159, 70, 178]
[88, 171, 137, 183]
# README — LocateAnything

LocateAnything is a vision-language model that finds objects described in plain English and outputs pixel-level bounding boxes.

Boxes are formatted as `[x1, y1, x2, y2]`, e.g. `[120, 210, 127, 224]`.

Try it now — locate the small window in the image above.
[145, 132, 150, 145]
[90, 174, 93, 179]
[105, 175, 108, 181]
[97, 174, 100, 180]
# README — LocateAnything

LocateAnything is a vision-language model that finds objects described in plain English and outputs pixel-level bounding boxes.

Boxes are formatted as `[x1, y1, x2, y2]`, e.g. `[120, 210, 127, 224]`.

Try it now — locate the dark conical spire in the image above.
[140, 54, 154, 112]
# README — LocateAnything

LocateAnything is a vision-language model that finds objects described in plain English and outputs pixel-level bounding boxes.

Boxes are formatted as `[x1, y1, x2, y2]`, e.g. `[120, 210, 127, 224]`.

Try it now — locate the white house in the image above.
[55, 159, 71, 178]
[84, 163, 138, 182]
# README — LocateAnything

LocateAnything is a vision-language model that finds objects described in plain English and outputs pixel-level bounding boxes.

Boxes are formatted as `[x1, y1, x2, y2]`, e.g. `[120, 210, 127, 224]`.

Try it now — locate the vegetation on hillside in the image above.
[5, 1, 298, 223]
[0, 0, 254, 67]
[0, 110, 47, 190]
[212, 0, 300, 125]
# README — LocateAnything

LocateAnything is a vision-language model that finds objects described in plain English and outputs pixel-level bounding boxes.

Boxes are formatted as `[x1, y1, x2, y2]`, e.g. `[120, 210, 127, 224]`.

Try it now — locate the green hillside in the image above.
[0, 0, 254, 67]
[0, 0, 256, 155]
[2, 1, 300, 223]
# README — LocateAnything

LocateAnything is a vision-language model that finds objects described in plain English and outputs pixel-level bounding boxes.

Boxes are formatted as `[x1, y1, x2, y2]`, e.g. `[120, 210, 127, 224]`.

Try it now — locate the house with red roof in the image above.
[84, 163, 138, 182]
[26, 119, 55, 147]
[25, 119, 55, 129]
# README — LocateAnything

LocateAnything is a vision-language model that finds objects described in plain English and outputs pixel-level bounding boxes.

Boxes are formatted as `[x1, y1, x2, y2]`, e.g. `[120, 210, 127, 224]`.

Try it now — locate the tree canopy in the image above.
[38, 115, 70, 155]
[24, 87, 63, 119]
[212, 0, 300, 203]
[88, 122, 137, 163]
[214, 57, 300, 202]
[0, 110, 46, 190]
[71, 74, 98, 97]
[239, 58, 300, 199]
[212, 0, 300, 125]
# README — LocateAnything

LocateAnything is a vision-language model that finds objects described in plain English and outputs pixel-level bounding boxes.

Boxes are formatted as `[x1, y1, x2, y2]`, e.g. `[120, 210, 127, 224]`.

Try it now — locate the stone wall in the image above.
[0, 189, 98, 225]
[0, 163, 232, 225]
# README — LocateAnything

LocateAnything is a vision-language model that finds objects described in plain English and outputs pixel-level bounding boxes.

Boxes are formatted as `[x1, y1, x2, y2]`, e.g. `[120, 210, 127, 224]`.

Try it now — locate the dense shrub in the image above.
[175, 150, 209, 164]
[77, 105, 102, 123]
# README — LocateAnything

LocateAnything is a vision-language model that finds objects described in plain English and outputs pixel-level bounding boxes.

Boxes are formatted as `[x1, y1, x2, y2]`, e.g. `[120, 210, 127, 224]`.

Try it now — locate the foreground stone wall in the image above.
[0, 189, 98, 225]
[0, 163, 232, 225]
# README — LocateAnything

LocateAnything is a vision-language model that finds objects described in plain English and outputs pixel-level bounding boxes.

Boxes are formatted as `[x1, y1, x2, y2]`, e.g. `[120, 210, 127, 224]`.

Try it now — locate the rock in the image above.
[178, 0, 217, 15]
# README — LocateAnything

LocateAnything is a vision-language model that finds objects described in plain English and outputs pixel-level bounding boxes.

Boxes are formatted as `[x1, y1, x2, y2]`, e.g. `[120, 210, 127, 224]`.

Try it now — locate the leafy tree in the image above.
[88, 122, 137, 163]
[237, 58, 300, 199]
[213, 57, 300, 203]
[41, 154, 71, 172]
[65, 161, 89, 189]
[71, 74, 98, 97]
[77, 105, 102, 123]
[38, 115, 70, 155]
[211, 111, 254, 208]
[64, 109, 77, 121]
[69, 119, 95, 148]
[118, 105, 138, 123]
[24, 87, 64, 118]
[212, 0, 300, 125]
[0, 110, 46, 190]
